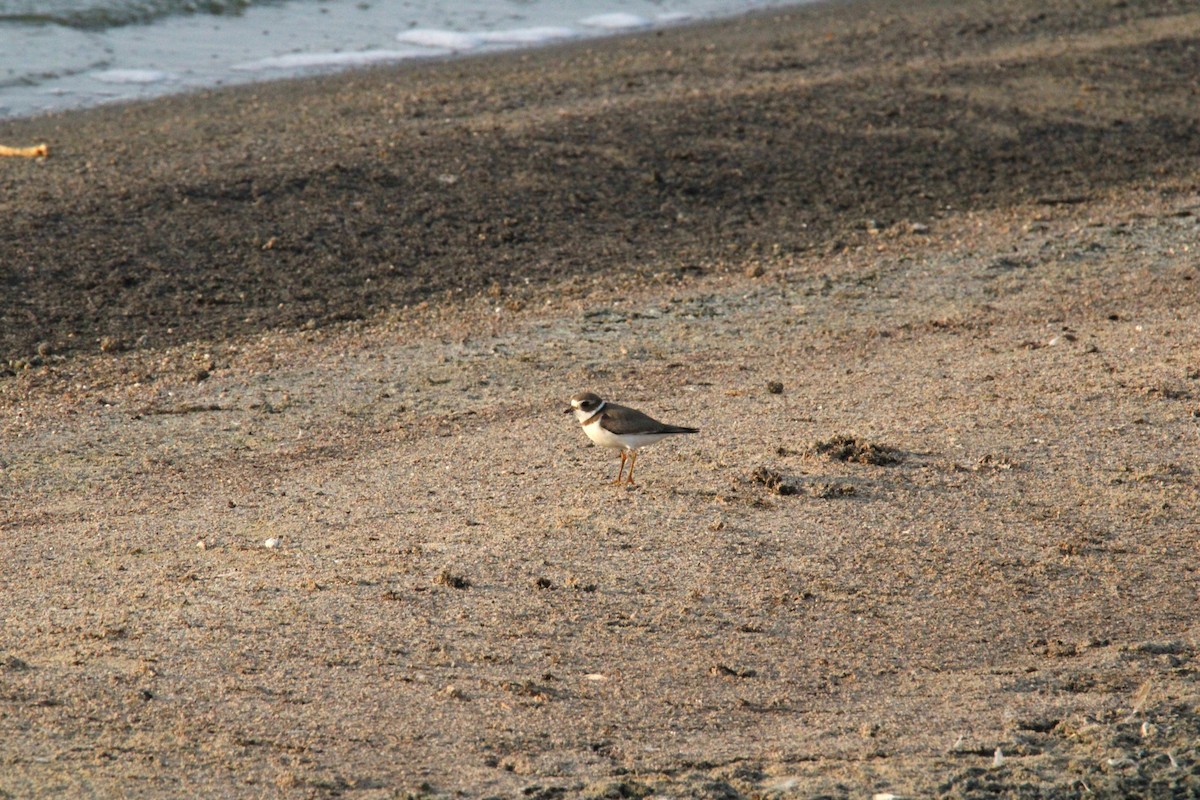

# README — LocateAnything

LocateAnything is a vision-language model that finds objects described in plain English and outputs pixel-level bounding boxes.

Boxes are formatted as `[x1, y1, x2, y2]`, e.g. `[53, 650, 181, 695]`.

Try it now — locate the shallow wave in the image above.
[0, 0, 260, 30]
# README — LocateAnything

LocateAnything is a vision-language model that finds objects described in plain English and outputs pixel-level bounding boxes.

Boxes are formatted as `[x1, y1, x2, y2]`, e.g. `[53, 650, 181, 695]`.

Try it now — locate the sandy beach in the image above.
[3, 0, 1200, 796]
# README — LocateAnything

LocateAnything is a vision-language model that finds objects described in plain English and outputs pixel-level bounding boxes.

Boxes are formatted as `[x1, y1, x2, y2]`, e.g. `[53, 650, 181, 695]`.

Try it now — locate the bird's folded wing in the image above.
[599, 405, 673, 435]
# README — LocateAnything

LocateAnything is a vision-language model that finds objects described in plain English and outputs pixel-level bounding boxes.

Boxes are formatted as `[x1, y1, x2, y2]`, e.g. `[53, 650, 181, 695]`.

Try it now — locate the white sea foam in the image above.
[479, 26, 579, 45]
[394, 25, 578, 53]
[233, 49, 428, 72]
[579, 13, 652, 30]
[89, 68, 177, 84]
[395, 28, 485, 51]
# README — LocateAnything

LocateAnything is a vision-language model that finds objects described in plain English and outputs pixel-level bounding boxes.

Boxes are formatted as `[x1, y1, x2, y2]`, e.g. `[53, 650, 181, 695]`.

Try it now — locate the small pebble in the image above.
[264, 537, 281, 549]
[435, 684, 465, 700]
[766, 381, 784, 394]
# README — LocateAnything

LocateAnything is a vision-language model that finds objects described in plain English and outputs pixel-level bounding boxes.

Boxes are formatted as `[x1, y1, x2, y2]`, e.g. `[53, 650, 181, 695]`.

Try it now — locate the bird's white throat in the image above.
[574, 401, 605, 424]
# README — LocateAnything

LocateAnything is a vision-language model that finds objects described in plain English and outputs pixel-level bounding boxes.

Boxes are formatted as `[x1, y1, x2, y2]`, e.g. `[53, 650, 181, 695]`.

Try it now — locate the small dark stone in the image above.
[435, 569, 471, 590]
[750, 466, 797, 495]
[810, 434, 901, 465]
[2, 655, 31, 671]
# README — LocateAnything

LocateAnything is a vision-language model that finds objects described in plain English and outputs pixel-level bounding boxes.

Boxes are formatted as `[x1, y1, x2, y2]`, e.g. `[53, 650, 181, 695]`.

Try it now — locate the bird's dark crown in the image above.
[570, 392, 604, 413]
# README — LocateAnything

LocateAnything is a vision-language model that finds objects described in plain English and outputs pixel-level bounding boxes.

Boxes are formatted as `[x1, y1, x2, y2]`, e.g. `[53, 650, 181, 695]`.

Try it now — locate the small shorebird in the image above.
[566, 391, 699, 484]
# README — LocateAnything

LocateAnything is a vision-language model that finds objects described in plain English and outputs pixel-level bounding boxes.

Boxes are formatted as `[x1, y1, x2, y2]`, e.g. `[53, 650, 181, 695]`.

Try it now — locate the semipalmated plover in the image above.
[566, 391, 699, 484]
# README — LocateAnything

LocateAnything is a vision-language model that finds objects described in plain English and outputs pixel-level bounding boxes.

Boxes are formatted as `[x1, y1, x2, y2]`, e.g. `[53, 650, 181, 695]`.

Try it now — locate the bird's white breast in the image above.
[582, 418, 624, 449]
[582, 419, 669, 452]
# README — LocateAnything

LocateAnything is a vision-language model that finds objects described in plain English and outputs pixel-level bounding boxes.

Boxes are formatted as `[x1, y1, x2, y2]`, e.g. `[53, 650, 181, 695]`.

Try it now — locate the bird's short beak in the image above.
[563, 407, 573, 415]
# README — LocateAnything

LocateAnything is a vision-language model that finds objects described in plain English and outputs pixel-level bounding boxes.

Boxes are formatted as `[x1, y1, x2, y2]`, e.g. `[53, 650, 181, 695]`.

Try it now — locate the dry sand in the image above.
[2, 0, 1200, 797]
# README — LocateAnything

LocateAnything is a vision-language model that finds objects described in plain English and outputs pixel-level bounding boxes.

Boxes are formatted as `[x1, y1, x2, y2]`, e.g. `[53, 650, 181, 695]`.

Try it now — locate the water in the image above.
[0, 0, 801, 120]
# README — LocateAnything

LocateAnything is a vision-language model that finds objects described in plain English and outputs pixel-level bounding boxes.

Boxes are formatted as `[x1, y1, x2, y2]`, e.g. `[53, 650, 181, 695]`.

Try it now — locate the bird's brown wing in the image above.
[599, 403, 697, 435]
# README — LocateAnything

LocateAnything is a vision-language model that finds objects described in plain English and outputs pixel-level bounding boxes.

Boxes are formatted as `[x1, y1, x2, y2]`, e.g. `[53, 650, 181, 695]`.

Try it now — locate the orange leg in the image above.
[625, 450, 639, 485]
[612, 450, 628, 484]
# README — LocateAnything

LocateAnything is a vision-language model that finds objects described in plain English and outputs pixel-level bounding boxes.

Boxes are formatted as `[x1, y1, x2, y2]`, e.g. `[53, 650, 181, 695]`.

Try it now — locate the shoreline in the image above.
[0, 0, 796, 123]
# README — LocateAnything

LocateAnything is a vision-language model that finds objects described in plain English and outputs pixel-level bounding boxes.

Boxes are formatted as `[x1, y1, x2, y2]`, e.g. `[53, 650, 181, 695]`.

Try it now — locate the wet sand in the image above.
[2, 0, 1200, 796]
